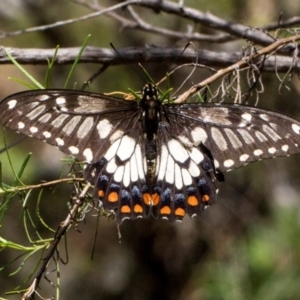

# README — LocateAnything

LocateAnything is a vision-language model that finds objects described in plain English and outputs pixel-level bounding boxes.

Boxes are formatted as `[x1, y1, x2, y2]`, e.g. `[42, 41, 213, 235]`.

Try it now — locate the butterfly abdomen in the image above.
[140, 84, 161, 186]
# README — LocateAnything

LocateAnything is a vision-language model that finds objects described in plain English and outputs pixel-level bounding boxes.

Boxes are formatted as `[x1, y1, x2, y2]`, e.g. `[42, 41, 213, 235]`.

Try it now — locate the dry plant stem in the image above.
[21, 183, 91, 300]
[175, 34, 300, 103]
[4, 0, 299, 45]
[1, 177, 84, 193]
[0, 0, 137, 39]
[0, 46, 299, 73]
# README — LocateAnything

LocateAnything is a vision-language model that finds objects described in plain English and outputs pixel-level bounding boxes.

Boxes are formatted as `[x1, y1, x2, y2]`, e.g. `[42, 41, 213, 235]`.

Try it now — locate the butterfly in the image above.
[1, 83, 300, 223]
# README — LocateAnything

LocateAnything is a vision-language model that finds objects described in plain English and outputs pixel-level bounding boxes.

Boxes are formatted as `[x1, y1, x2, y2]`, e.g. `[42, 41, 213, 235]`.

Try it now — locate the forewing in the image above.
[0, 89, 139, 163]
[163, 103, 300, 173]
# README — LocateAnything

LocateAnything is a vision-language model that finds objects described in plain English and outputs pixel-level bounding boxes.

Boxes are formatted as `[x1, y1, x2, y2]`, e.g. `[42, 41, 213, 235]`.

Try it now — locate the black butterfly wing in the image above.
[149, 102, 300, 221]
[0, 89, 140, 163]
[0, 89, 151, 221]
[163, 103, 300, 173]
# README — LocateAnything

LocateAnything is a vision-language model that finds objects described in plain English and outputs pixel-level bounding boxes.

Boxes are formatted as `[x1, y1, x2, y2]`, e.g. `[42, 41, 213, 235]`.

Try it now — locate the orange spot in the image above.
[134, 204, 143, 213]
[175, 207, 185, 217]
[160, 206, 171, 215]
[108, 192, 118, 202]
[98, 190, 105, 198]
[121, 205, 131, 213]
[188, 195, 198, 206]
[151, 193, 160, 206]
[143, 193, 151, 205]
[202, 194, 210, 202]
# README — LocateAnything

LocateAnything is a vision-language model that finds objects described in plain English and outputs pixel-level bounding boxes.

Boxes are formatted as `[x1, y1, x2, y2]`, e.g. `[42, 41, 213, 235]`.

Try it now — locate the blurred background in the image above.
[1, 1, 300, 299]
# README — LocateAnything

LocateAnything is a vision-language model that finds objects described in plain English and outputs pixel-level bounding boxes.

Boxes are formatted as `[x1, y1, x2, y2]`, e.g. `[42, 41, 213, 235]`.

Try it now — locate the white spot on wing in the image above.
[106, 157, 117, 174]
[223, 159, 234, 168]
[130, 153, 138, 182]
[282, 145, 289, 152]
[56, 96, 66, 105]
[83, 148, 93, 162]
[188, 161, 200, 177]
[201, 107, 231, 125]
[188, 147, 204, 164]
[255, 131, 268, 142]
[18, 122, 25, 129]
[110, 129, 124, 143]
[114, 166, 124, 182]
[63, 116, 81, 135]
[26, 105, 46, 120]
[37, 95, 50, 101]
[191, 127, 208, 145]
[292, 124, 300, 135]
[268, 147, 276, 154]
[51, 114, 69, 128]
[239, 154, 249, 161]
[123, 163, 130, 187]
[254, 149, 263, 156]
[211, 127, 227, 151]
[97, 119, 113, 139]
[178, 135, 193, 147]
[224, 128, 242, 149]
[214, 159, 220, 168]
[7, 99, 17, 109]
[270, 123, 278, 130]
[38, 113, 52, 123]
[117, 136, 135, 161]
[237, 129, 255, 144]
[69, 146, 79, 154]
[181, 168, 192, 186]
[262, 124, 281, 141]
[241, 113, 252, 123]
[165, 155, 175, 184]
[168, 139, 189, 163]
[56, 137, 64, 146]
[30, 126, 38, 133]
[259, 114, 269, 121]
[43, 131, 51, 138]
[174, 164, 183, 190]
[104, 139, 121, 161]
[77, 117, 94, 139]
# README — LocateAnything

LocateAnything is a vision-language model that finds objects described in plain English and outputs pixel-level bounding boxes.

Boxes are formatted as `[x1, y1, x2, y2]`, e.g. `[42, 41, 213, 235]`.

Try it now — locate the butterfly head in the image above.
[142, 84, 159, 102]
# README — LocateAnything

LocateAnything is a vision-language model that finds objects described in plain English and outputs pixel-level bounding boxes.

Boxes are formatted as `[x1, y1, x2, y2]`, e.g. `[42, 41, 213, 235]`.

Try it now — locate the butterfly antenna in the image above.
[172, 42, 198, 97]
[110, 43, 149, 86]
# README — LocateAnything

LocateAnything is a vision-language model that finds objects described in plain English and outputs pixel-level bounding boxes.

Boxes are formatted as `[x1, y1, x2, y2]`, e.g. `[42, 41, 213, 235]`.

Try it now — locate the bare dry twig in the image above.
[0, 46, 299, 73]
[21, 183, 91, 300]
[175, 34, 300, 103]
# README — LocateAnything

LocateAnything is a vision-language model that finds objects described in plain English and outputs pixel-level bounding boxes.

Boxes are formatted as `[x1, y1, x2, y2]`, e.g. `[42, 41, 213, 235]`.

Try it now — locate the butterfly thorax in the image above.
[139, 84, 161, 185]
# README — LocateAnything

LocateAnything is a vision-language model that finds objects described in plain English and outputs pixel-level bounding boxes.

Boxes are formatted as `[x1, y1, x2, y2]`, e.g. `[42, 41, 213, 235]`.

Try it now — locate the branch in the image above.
[74, 0, 300, 43]
[175, 33, 300, 103]
[2, 0, 299, 46]
[1, 46, 299, 73]
[0, 0, 137, 40]
[0, 177, 85, 194]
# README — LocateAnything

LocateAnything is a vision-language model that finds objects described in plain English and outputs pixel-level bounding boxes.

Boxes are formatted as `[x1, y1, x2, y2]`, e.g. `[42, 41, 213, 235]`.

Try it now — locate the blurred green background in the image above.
[1, 1, 300, 299]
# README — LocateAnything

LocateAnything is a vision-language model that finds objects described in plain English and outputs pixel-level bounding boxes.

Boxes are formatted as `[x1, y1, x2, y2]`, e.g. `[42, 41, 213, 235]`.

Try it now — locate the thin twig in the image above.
[21, 183, 91, 300]
[175, 34, 300, 103]
[0, 177, 84, 194]
[1, 46, 299, 73]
